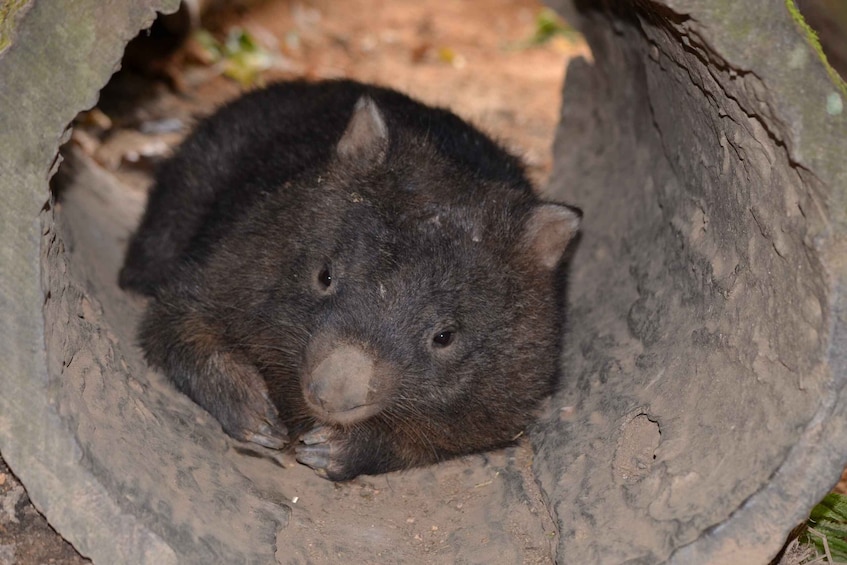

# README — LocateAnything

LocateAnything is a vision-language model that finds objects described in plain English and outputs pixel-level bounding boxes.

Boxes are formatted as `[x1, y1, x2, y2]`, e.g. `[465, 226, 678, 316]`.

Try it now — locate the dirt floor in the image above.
[1, 0, 589, 562]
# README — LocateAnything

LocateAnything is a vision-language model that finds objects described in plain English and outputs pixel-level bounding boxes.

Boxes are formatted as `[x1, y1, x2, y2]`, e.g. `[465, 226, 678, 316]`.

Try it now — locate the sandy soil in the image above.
[2, 0, 589, 562]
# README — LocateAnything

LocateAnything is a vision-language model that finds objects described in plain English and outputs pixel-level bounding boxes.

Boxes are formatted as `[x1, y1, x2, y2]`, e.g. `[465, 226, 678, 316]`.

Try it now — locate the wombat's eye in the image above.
[432, 330, 455, 348]
[317, 266, 333, 289]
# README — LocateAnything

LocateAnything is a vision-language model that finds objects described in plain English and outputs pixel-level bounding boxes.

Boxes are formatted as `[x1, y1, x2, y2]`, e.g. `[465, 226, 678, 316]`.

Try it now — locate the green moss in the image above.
[0, 0, 30, 54]
[785, 0, 847, 96]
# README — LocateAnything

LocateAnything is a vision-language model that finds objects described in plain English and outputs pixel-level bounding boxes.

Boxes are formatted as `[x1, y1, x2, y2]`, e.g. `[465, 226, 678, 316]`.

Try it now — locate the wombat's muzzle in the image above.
[301, 340, 391, 425]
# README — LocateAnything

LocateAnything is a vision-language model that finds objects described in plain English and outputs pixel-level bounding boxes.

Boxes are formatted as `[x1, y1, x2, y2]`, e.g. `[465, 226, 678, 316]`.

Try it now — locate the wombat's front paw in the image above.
[294, 426, 356, 481]
[191, 352, 290, 450]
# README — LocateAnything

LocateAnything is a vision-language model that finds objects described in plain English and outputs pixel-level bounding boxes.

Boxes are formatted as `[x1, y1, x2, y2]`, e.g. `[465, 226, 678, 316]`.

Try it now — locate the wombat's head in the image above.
[267, 96, 580, 451]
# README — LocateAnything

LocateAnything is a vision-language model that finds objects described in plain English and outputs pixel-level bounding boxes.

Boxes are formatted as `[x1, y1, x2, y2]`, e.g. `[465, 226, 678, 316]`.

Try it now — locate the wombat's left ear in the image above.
[522, 204, 582, 270]
[337, 96, 389, 166]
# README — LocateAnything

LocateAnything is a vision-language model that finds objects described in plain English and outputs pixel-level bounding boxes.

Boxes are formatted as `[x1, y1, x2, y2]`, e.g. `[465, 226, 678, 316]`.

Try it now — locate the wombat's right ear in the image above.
[522, 204, 582, 270]
[337, 96, 389, 167]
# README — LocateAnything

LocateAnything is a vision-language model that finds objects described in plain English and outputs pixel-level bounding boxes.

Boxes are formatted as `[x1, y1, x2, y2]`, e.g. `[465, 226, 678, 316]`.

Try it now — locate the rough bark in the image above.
[538, 1, 847, 562]
[0, 1, 181, 562]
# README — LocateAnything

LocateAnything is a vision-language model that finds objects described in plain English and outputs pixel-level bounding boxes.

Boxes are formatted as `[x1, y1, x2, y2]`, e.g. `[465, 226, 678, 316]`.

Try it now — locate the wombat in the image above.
[120, 79, 581, 481]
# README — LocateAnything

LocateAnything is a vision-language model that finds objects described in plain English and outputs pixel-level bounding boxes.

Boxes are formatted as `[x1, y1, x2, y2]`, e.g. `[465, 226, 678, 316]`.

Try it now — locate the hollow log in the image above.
[0, 0, 845, 562]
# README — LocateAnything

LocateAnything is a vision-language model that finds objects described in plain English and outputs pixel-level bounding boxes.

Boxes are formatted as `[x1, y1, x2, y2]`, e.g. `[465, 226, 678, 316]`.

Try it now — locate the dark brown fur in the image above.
[121, 79, 580, 480]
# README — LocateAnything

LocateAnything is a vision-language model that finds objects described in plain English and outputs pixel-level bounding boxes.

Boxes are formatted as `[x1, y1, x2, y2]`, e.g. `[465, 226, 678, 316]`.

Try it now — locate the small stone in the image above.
[826, 92, 843, 116]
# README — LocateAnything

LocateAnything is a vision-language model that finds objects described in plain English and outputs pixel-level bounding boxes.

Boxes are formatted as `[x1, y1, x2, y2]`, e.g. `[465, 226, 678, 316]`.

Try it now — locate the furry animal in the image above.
[120, 79, 581, 481]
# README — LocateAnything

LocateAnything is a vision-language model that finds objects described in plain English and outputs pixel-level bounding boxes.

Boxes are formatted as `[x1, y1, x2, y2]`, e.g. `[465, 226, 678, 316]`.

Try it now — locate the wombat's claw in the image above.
[246, 422, 289, 450]
[295, 427, 338, 475]
[301, 426, 331, 445]
[295, 441, 331, 470]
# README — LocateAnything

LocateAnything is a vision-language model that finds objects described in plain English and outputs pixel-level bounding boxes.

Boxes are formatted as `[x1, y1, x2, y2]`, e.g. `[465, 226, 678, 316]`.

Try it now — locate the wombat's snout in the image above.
[302, 344, 384, 425]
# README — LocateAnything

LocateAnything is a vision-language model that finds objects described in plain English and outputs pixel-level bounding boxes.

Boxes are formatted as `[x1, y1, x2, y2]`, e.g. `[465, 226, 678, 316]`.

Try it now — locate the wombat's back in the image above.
[119, 80, 529, 295]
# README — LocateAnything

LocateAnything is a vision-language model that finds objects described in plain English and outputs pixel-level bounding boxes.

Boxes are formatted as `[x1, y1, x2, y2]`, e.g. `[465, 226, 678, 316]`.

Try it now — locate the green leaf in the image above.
[803, 493, 847, 561]
[527, 8, 578, 47]
[192, 29, 224, 62]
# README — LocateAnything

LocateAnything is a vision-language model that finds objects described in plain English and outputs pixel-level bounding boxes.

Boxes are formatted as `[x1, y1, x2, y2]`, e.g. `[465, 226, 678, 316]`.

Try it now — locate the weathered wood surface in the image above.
[1, 0, 846, 563]
[0, 1, 183, 562]
[540, 1, 847, 562]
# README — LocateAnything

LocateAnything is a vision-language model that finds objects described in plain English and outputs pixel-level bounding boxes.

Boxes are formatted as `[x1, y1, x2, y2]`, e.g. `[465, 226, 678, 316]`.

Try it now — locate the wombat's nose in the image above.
[304, 345, 378, 424]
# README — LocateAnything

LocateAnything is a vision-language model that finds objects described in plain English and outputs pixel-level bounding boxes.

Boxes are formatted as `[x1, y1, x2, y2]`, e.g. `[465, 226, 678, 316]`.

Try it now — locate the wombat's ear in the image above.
[337, 96, 389, 166]
[522, 204, 582, 270]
